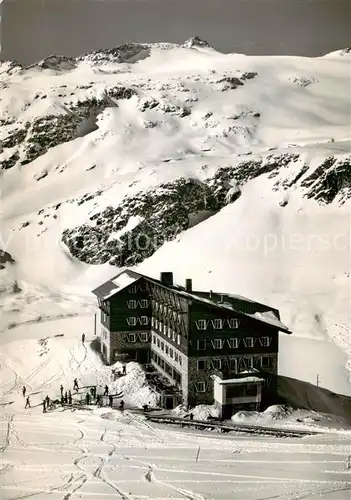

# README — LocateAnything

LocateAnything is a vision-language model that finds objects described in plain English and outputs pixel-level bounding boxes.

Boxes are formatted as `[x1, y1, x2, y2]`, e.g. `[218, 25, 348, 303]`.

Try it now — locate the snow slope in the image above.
[0, 39, 350, 397]
[0, 39, 351, 499]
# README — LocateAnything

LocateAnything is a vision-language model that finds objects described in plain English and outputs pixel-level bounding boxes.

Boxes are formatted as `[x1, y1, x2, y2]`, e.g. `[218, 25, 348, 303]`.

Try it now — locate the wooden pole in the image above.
[94, 313, 97, 336]
[195, 446, 200, 462]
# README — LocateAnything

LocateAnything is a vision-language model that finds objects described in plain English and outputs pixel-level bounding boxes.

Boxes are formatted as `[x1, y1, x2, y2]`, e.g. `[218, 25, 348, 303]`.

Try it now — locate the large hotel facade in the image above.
[92, 269, 291, 417]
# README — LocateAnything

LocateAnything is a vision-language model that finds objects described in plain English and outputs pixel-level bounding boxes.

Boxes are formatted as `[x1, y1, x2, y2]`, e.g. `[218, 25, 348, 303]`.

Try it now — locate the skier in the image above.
[86, 393, 90, 405]
[123, 364, 126, 375]
[45, 395, 50, 408]
[119, 399, 124, 411]
[103, 385, 109, 396]
[22, 386, 26, 397]
[61, 394, 65, 405]
[68, 390, 72, 405]
[189, 413, 194, 421]
[64, 391, 68, 404]
[109, 395, 113, 408]
[25, 396, 30, 409]
[43, 400, 46, 413]
[82, 333, 85, 343]
[60, 384, 64, 396]
[73, 379, 79, 391]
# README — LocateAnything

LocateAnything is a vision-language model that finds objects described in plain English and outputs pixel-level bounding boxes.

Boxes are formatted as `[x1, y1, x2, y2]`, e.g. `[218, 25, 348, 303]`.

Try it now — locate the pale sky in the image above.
[1, 0, 350, 64]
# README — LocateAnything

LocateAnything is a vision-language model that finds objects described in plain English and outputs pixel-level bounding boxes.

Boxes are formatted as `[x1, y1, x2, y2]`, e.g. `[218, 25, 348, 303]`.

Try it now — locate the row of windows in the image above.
[196, 336, 271, 350]
[151, 351, 182, 385]
[126, 299, 149, 309]
[126, 332, 149, 343]
[128, 284, 145, 294]
[195, 319, 239, 330]
[126, 316, 149, 326]
[152, 318, 182, 344]
[152, 335, 183, 366]
[196, 355, 271, 371]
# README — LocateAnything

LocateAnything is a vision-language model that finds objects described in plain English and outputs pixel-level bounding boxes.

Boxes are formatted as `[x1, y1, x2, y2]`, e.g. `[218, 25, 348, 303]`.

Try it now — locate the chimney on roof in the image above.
[209, 290, 213, 299]
[160, 272, 173, 287]
[185, 278, 192, 293]
[219, 294, 226, 303]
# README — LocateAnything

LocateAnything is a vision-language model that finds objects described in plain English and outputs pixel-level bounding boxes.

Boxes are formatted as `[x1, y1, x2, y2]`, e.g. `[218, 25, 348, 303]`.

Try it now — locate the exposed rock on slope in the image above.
[61, 152, 350, 266]
[0, 86, 137, 168]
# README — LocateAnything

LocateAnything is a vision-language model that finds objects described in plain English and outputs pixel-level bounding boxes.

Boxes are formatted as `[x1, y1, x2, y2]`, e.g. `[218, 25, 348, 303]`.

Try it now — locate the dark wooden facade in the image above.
[93, 270, 288, 410]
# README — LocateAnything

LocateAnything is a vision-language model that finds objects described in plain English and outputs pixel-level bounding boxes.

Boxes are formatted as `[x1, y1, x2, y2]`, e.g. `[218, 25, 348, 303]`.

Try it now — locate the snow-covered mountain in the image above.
[0, 38, 350, 396]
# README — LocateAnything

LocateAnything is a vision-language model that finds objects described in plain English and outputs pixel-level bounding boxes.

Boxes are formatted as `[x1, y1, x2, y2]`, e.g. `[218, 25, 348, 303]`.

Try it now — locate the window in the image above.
[127, 333, 136, 342]
[157, 338, 160, 348]
[170, 348, 173, 358]
[246, 357, 254, 369]
[140, 333, 149, 342]
[161, 341, 164, 351]
[212, 319, 223, 329]
[177, 334, 181, 345]
[212, 339, 224, 349]
[196, 320, 207, 330]
[141, 299, 149, 308]
[155, 319, 159, 328]
[197, 339, 206, 350]
[229, 358, 237, 372]
[245, 383, 258, 397]
[165, 345, 169, 355]
[151, 317, 155, 327]
[261, 356, 270, 368]
[261, 336, 270, 347]
[197, 359, 206, 370]
[246, 337, 254, 347]
[168, 327, 171, 338]
[152, 335, 156, 344]
[140, 316, 149, 325]
[228, 338, 239, 348]
[127, 317, 136, 326]
[163, 324, 167, 335]
[228, 318, 239, 329]
[174, 352, 178, 362]
[195, 382, 206, 393]
[159, 321, 163, 331]
[211, 358, 222, 370]
[172, 331, 176, 342]
[179, 356, 182, 366]
[127, 300, 137, 309]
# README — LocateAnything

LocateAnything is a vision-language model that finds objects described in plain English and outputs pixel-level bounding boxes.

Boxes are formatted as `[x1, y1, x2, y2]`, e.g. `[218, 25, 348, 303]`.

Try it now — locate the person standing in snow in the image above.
[123, 364, 126, 375]
[42, 400, 46, 413]
[25, 396, 30, 409]
[82, 333, 85, 343]
[119, 399, 124, 411]
[64, 391, 68, 404]
[103, 385, 109, 396]
[109, 395, 113, 408]
[73, 379, 79, 391]
[86, 393, 90, 405]
[45, 395, 50, 408]
[60, 384, 64, 397]
[96, 394, 101, 406]
[22, 386, 26, 397]
[68, 390, 72, 405]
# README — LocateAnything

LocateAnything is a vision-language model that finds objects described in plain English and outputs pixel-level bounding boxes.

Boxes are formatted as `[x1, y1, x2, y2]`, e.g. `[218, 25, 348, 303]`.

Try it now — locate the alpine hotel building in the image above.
[92, 269, 291, 417]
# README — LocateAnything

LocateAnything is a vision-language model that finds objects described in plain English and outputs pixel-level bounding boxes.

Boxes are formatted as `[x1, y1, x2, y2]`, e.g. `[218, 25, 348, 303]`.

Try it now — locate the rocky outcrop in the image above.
[181, 36, 213, 49]
[78, 43, 151, 65]
[62, 177, 227, 266]
[304, 156, 351, 204]
[1, 86, 137, 168]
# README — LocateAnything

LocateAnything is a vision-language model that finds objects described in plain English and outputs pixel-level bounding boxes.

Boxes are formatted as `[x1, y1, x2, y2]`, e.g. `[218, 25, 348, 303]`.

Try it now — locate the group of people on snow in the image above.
[22, 377, 126, 412]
